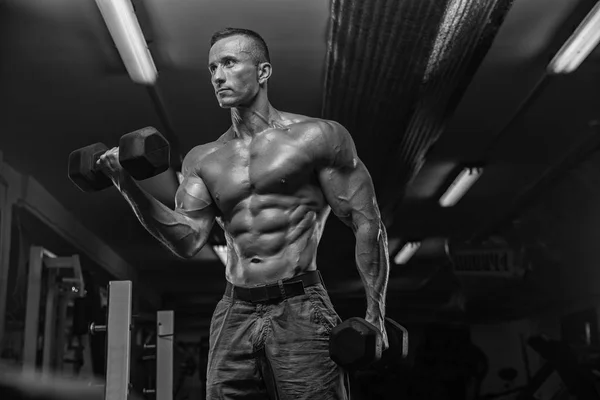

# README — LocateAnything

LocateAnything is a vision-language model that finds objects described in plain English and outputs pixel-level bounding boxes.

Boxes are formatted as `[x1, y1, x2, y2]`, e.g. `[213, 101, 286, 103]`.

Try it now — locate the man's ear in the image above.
[257, 62, 272, 84]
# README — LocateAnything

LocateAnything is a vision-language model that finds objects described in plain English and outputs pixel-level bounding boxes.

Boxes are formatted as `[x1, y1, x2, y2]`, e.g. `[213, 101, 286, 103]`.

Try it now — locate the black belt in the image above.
[225, 270, 323, 303]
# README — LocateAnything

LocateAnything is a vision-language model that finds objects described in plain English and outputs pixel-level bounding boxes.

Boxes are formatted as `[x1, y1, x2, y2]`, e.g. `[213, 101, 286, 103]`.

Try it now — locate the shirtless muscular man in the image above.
[98, 28, 390, 399]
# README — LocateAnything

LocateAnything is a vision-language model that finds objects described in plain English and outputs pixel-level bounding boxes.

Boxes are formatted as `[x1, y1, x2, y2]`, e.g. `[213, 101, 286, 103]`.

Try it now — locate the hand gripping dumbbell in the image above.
[329, 317, 408, 372]
[68, 126, 170, 192]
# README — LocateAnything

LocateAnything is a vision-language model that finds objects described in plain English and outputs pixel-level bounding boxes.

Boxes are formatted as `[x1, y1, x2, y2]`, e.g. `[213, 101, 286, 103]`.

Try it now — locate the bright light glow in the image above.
[439, 167, 483, 207]
[95, 0, 158, 85]
[213, 245, 228, 266]
[548, 2, 600, 74]
[394, 242, 421, 265]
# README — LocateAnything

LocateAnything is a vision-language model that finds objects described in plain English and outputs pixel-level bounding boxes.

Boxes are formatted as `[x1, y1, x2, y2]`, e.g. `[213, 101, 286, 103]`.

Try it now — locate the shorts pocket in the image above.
[209, 298, 232, 347]
[306, 286, 341, 333]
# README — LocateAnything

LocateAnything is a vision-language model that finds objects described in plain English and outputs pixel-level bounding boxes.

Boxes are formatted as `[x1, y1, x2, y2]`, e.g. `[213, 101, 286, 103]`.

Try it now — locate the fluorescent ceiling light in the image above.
[439, 167, 483, 207]
[394, 242, 421, 265]
[95, 0, 158, 85]
[213, 245, 228, 266]
[548, 1, 600, 74]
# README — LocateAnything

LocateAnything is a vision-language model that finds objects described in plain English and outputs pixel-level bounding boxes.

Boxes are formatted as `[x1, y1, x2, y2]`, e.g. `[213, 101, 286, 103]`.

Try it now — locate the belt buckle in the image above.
[284, 280, 305, 298]
[249, 285, 269, 303]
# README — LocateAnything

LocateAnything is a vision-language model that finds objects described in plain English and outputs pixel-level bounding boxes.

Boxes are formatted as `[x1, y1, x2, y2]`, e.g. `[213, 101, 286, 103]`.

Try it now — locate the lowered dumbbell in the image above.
[329, 317, 408, 372]
[68, 126, 170, 192]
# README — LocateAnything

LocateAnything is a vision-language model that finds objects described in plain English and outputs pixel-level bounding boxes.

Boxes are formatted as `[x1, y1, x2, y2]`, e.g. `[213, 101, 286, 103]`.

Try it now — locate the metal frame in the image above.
[0, 155, 160, 347]
[156, 310, 174, 400]
[104, 280, 132, 400]
[22, 246, 45, 369]
[54, 289, 70, 375]
[41, 267, 58, 373]
[23, 246, 86, 374]
[0, 162, 17, 348]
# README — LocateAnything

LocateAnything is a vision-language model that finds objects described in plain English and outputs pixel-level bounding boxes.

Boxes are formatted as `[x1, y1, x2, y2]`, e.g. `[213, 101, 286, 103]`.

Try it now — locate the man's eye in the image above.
[225, 60, 234, 67]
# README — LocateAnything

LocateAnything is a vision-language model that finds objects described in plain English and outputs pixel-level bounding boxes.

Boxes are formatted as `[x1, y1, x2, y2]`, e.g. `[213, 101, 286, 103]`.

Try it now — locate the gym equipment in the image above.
[89, 281, 132, 400]
[89, 281, 174, 400]
[481, 335, 600, 399]
[68, 127, 170, 192]
[23, 246, 87, 377]
[329, 317, 408, 371]
[141, 311, 175, 400]
[377, 318, 410, 369]
[519, 335, 600, 400]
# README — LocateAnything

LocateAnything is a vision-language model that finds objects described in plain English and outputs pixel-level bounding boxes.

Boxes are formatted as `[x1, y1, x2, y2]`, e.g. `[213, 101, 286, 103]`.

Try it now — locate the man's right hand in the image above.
[96, 147, 127, 186]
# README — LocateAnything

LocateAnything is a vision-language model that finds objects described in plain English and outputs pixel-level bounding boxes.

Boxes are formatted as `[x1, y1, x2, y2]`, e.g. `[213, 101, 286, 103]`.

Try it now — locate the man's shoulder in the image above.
[186, 142, 222, 159]
[280, 113, 346, 138]
[294, 118, 351, 150]
[181, 141, 224, 174]
[278, 111, 313, 125]
[291, 118, 356, 166]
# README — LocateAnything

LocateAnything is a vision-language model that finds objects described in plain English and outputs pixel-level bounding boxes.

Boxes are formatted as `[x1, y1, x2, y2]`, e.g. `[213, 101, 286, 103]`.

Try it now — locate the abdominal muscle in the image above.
[222, 194, 329, 287]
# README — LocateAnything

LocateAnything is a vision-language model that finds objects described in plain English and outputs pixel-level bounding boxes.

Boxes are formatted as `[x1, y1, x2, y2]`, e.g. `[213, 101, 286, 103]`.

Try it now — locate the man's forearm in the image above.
[355, 219, 390, 324]
[115, 173, 203, 258]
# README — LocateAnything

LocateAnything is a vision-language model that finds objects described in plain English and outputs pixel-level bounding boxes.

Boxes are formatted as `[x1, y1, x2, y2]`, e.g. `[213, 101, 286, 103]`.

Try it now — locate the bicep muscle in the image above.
[319, 161, 379, 228]
[175, 176, 216, 227]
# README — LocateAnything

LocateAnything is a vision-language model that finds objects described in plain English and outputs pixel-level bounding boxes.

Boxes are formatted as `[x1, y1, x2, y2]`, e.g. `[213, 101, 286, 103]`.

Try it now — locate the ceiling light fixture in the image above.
[439, 167, 483, 208]
[95, 0, 158, 85]
[393, 241, 421, 265]
[213, 245, 228, 266]
[548, 1, 600, 74]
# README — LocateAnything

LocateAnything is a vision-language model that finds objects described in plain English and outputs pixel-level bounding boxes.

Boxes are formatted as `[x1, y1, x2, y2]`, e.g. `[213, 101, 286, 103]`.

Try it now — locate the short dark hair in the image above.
[210, 27, 271, 64]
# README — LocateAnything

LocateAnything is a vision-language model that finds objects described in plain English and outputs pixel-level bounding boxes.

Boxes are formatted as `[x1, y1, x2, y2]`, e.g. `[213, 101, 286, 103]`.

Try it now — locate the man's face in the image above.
[208, 35, 261, 108]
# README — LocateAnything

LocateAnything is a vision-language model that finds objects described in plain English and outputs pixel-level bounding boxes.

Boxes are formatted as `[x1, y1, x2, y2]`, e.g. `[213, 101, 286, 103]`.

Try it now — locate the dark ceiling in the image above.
[2, 0, 600, 332]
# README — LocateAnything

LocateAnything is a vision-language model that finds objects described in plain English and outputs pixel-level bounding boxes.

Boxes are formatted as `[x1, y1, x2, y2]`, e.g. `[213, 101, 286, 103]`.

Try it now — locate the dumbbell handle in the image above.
[92, 149, 107, 164]
[89, 322, 106, 335]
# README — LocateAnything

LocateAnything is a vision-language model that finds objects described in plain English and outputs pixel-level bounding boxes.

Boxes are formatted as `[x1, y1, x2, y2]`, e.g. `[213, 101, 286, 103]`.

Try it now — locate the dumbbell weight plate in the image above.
[374, 318, 409, 370]
[329, 317, 383, 371]
[68, 143, 112, 192]
[385, 317, 408, 359]
[119, 127, 170, 180]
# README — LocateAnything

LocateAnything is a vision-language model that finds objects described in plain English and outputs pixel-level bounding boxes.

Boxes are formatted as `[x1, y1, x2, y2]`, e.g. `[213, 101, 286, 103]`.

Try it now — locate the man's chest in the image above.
[200, 131, 317, 209]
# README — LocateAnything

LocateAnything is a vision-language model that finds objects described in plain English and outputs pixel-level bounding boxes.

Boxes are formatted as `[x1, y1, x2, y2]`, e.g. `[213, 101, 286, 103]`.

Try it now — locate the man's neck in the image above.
[230, 96, 283, 139]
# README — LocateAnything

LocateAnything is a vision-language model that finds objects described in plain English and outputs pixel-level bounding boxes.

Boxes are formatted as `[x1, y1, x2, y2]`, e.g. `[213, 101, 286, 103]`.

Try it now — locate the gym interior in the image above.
[2, 0, 600, 399]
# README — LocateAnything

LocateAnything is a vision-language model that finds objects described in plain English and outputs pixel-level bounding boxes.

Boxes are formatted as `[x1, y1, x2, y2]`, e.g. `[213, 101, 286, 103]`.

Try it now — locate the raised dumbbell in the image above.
[329, 317, 408, 371]
[68, 126, 170, 192]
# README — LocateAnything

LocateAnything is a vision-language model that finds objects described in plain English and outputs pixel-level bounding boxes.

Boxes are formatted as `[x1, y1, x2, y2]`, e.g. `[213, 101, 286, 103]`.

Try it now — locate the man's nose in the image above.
[212, 67, 225, 86]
